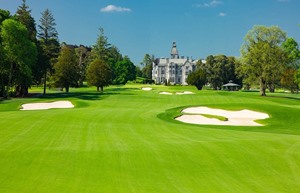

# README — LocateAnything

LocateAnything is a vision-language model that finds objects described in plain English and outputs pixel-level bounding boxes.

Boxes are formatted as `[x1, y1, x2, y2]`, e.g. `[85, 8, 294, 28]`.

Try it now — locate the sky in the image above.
[1, 0, 300, 65]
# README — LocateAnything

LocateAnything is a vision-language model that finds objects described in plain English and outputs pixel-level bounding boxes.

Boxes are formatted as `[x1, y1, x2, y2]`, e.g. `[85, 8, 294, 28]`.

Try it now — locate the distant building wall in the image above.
[152, 42, 198, 85]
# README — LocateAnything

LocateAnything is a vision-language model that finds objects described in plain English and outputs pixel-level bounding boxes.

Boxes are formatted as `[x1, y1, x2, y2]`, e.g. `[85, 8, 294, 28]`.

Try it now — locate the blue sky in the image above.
[1, 0, 300, 65]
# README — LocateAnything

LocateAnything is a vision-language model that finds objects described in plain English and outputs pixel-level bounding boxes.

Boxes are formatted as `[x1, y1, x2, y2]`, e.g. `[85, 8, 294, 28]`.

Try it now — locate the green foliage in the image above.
[86, 59, 112, 91]
[15, 0, 37, 42]
[113, 57, 136, 85]
[141, 54, 154, 79]
[91, 27, 111, 62]
[240, 25, 287, 96]
[37, 9, 59, 94]
[0, 9, 10, 23]
[52, 46, 79, 92]
[37, 9, 58, 42]
[75, 46, 91, 87]
[186, 69, 207, 90]
[282, 37, 300, 66]
[200, 55, 241, 90]
[1, 18, 37, 97]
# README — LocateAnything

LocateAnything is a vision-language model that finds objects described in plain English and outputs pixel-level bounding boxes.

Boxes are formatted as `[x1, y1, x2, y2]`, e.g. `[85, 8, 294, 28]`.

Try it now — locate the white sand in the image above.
[159, 92, 173, 95]
[175, 91, 195, 95]
[21, 101, 74, 110]
[142, 87, 152, 91]
[176, 107, 269, 126]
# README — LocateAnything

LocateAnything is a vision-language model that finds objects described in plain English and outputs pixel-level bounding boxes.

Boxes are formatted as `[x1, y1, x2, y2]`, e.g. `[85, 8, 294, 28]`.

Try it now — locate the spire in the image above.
[170, 42, 179, 59]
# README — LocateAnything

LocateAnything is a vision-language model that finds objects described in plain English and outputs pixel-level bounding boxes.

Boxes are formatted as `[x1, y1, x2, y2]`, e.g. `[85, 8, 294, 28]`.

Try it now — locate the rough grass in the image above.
[0, 84, 300, 193]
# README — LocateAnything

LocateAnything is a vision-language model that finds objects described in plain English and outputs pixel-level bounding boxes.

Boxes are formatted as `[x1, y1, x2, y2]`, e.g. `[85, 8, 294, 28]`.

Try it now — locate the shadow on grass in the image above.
[37, 91, 117, 101]
[266, 95, 300, 101]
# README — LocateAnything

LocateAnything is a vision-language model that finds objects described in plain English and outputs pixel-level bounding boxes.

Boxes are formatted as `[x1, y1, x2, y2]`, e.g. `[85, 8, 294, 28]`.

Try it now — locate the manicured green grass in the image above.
[200, 114, 228, 121]
[1, 84, 300, 193]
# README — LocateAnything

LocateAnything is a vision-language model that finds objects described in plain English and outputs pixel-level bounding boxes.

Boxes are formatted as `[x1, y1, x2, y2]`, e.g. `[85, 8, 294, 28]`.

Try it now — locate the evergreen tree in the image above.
[37, 9, 59, 94]
[15, 0, 37, 42]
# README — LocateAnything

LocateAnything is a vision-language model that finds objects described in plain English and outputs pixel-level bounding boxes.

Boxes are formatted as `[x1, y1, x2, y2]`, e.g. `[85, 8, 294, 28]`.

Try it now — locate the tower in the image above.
[170, 42, 179, 59]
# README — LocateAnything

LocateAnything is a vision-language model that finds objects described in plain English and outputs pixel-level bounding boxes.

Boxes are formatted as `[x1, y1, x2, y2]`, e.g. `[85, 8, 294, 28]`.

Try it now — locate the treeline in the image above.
[187, 25, 300, 96]
[0, 0, 136, 98]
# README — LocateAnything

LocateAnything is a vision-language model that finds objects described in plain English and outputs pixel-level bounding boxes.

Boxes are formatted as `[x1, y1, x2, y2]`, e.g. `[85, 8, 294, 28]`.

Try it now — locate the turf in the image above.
[1, 84, 300, 193]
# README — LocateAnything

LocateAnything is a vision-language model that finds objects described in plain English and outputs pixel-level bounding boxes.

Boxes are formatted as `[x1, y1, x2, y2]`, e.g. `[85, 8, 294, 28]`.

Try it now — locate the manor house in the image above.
[152, 42, 198, 85]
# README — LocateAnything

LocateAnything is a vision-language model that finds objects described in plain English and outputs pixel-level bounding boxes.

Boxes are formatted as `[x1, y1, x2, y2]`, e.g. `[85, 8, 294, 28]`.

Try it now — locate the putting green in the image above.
[0, 84, 300, 193]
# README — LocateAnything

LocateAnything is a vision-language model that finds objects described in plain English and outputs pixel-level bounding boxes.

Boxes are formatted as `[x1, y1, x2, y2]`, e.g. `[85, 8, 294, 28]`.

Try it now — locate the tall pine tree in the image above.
[37, 9, 59, 94]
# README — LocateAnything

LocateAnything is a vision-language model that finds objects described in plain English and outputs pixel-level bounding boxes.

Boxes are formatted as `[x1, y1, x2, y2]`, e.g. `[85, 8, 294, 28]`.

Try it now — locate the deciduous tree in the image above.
[281, 38, 300, 92]
[86, 59, 112, 92]
[52, 46, 79, 93]
[113, 56, 136, 85]
[1, 19, 37, 97]
[240, 25, 287, 96]
[186, 69, 207, 90]
[141, 54, 154, 79]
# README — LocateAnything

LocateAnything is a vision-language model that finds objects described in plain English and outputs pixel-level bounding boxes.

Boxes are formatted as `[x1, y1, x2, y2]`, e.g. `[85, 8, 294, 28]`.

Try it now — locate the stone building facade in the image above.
[152, 42, 198, 85]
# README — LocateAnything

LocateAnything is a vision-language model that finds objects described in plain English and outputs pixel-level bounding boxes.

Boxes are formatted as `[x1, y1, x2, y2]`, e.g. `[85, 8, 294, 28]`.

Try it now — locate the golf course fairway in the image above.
[0, 84, 300, 193]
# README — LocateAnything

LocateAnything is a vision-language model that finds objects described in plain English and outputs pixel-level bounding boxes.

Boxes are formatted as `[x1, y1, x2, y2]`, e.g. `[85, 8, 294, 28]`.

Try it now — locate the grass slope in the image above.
[1, 84, 300, 193]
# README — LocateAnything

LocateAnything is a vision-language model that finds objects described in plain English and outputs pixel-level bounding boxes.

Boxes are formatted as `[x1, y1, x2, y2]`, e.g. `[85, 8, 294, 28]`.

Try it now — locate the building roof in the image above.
[223, 82, 240, 87]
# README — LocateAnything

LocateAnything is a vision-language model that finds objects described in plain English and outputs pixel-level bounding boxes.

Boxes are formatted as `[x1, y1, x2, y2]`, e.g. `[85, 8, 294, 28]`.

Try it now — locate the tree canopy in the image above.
[240, 25, 287, 96]
[37, 8, 59, 94]
[52, 46, 79, 93]
[199, 55, 241, 90]
[86, 59, 112, 92]
[1, 18, 37, 97]
[186, 68, 207, 90]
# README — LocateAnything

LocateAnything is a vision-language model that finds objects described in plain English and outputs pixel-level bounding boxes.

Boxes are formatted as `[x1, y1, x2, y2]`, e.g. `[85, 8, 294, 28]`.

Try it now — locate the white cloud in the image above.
[219, 12, 227, 17]
[196, 0, 223, 8]
[101, 5, 131, 13]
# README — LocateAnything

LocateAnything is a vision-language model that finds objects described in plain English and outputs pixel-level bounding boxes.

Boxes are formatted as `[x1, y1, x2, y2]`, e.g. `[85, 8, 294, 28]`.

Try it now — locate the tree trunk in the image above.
[268, 83, 275, 93]
[66, 86, 69, 93]
[196, 85, 203, 90]
[7, 62, 14, 98]
[100, 86, 103, 92]
[260, 78, 266, 96]
[97, 86, 100, 92]
[43, 71, 47, 95]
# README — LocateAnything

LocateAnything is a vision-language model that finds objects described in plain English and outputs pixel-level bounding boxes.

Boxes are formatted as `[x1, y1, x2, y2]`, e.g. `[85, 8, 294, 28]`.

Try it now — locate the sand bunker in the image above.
[159, 92, 172, 95]
[142, 87, 152, 91]
[176, 107, 269, 126]
[175, 91, 195, 95]
[21, 101, 74, 110]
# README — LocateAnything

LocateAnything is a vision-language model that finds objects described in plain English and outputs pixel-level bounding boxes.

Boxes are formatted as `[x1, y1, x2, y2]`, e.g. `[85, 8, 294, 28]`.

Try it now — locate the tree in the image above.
[0, 9, 10, 23]
[86, 59, 112, 91]
[15, 0, 37, 42]
[200, 55, 241, 90]
[186, 69, 207, 90]
[281, 38, 300, 92]
[1, 19, 37, 97]
[0, 9, 11, 97]
[37, 9, 59, 94]
[141, 54, 154, 79]
[113, 56, 136, 85]
[75, 45, 91, 87]
[91, 27, 111, 61]
[240, 25, 287, 96]
[52, 46, 79, 93]
[15, 0, 38, 95]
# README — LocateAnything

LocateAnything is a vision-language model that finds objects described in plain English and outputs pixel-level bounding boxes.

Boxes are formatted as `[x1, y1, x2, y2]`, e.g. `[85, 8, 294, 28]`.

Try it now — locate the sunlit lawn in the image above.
[0, 84, 300, 193]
